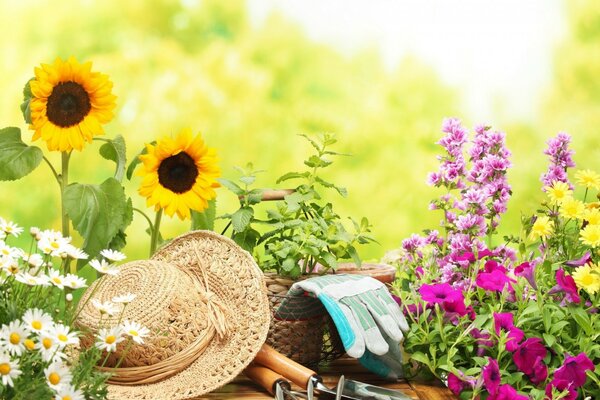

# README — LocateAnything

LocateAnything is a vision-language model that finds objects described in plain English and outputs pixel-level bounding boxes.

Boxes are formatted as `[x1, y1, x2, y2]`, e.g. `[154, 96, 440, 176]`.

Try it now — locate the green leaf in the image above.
[299, 133, 321, 152]
[304, 155, 332, 168]
[20, 79, 33, 124]
[126, 142, 154, 181]
[542, 333, 556, 347]
[99, 135, 127, 182]
[232, 228, 260, 252]
[282, 257, 297, 272]
[409, 351, 430, 366]
[239, 175, 256, 186]
[231, 207, 254, 232]
[246, 189, 263, 205]
[318, 253, 338, 270]
[346, 246, 362, 267]
[218, 178, 244, 196]
[276, 171, 308, 184]
[64, 178, 130, 265]
[191, 199, 216, 230]
[0, 127, 43, 181]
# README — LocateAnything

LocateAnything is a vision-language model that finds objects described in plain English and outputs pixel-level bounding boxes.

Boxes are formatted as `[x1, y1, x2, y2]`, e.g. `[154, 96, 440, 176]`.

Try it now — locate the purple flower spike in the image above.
[540, 132, 575, 189]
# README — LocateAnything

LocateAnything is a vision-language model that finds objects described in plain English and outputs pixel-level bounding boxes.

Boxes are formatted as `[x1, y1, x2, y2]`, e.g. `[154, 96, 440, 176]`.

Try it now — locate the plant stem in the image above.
[149, 209, 163, 256]
[133, 208, 154, 233]
[60, 151, 75, 274]
[43, 156, 60, 184]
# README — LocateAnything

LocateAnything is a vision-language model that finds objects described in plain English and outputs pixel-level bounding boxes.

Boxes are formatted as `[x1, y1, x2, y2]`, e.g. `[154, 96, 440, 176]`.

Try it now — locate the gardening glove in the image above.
[277, 274, 408, 377]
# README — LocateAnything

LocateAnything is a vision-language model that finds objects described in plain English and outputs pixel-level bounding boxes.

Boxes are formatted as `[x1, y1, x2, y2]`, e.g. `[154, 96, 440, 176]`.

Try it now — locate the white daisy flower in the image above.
[121, 320, 149, 345]
[38, 234, 70, 256]
[0, 231, 5, 240]
[15, 272, 50, 287]
[44, 361, 73, 391]
[89, 259, 120, 275]
[66, 293, 73, 302]
[100, 249, 126, 262]
[35, 333, 66, 363]
[55, 384, 85, 400]
[92, 299, 120, 316]
[1, 257, 20, 276]
[0, 220, 24, 238]
[0, 352, 21, 387]
[0, 241, 21, 259]
[112, 293, 136, 304]
[52, 324, 79, 348]
[48, 269, 67, 290]
[62, 244, 88, 260]
[95, 326, 125, 352]
[22, 309, 54, 334]
[22, 253, 44, 268]
[63, 274, 87, 290]
[29, 226, 40, 238]
[0, 321, 29, 356]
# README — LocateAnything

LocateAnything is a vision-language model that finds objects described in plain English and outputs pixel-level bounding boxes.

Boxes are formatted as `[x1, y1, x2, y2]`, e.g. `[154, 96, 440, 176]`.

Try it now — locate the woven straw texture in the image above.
[76, 231, 270, 400]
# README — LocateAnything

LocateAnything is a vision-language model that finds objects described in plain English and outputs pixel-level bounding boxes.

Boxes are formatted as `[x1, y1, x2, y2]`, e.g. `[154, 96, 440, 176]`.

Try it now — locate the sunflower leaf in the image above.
[231, 207, 254, 233]
[64, 178, 131, 268]
[0, 127, 43, 181]
[99, 135, 127, 182]
[191, 199, 216, 231]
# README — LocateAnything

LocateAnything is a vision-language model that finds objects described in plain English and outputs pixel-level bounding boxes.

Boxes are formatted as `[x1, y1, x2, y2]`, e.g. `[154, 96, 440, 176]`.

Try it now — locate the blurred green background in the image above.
[0, 0, 599, 261]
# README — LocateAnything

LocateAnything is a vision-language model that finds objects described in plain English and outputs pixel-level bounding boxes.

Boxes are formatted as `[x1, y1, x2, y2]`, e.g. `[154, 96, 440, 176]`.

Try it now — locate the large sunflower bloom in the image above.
[28, 57, 116, 152]
[137, 129, 220, 220]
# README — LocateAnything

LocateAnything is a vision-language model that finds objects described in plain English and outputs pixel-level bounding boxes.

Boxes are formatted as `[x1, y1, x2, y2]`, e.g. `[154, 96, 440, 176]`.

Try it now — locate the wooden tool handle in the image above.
[244, 364, 291, 395]
[254, 344, 317, 389]
[238, 189, 295, 202]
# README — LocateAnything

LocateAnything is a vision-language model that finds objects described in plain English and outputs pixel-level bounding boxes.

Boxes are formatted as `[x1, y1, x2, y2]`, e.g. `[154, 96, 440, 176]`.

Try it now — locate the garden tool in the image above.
[276, 274, 409, 380]
[245, 364, 315, 400]
[253, 344, 412, 400]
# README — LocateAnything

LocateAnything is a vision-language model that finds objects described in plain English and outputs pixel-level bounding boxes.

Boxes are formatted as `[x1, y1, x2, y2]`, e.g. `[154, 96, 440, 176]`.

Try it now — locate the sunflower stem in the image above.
[43, 156, 60, 184]
[60, 151, 75, 274]
[150, 209, 163, 257]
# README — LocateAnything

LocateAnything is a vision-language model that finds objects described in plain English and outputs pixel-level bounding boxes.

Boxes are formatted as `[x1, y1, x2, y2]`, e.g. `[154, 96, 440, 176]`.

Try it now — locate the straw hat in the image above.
[76, 231, 270, 400]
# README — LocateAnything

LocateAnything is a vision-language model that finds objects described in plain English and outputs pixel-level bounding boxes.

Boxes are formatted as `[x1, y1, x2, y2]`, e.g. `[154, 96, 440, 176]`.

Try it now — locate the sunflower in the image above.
[28, 57, 116, 152]
[137, 128, 220, 220]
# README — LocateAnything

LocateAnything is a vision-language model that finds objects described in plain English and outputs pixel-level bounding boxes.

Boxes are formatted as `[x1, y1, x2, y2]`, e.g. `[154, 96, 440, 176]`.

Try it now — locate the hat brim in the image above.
[107, 230, 270, 400]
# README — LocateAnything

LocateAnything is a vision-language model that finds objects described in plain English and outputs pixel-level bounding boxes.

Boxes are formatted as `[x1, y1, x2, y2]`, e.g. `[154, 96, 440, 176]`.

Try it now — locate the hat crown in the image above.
[77, 260, 211, 368]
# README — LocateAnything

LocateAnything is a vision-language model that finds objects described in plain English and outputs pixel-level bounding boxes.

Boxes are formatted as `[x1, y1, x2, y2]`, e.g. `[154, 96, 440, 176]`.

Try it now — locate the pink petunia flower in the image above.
[489, 384, 528, 400]
[530, 356, 548, 385]
[513, 338, 547, 375]
[493, 312, 524, 352]
[545, 379, 577, 400]
[482, 358, 501, 394]
[551, 269, 581, 304]
[514, 260, 537, 289]
[552, 353, 594, 388]
[565, 251, 591, 267]
[476, 270, 515, 292]
[418, 283, 463, 305]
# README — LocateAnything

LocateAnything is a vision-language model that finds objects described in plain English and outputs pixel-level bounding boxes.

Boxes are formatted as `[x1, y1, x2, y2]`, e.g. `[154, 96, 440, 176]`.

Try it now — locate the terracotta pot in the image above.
[333, 262, 397, 284]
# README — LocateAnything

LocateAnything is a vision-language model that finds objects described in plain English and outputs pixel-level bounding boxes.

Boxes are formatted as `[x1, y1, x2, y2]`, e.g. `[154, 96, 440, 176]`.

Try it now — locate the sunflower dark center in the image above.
[158, 152, 198, 193]
[46, 81, 91, 127]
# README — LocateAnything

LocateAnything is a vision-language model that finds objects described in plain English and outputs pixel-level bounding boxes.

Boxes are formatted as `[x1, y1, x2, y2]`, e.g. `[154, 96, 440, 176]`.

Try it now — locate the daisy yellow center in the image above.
[53, 277, 62, 284]
[51, 242, 60, 249]
[64, 396, 72, 400]
[9, 333, 21, 345]
[46, 81, 91, 127]
[581, 274, 594, 286]
[58, 334, 68, 342]
[32, 320, 42, 330]
[24, 339, 35, 350]
[43, 338, 53, 349]
[1, 249, 9, 255]
[0, 363, 10, 375]
[128, 329, 139, 336]
[8, 266, 18, 274]
[48, 372, 61, 385]
[158, 152, 199, 193]
[105, 335, 116, 344]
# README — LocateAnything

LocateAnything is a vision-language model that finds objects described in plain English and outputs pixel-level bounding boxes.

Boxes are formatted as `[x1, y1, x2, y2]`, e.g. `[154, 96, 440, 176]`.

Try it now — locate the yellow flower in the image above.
[529, 215, 554, 240]
[28, 57, 116, 152]
[544, 181, 572, 205]
[583, 208, 600, 226]
[559, 197, 585, 220]
[572, 264, 600, 294]
[580, 224, 600, 248]
[137, 128, 220, 220]
[575, 169, 600, 190]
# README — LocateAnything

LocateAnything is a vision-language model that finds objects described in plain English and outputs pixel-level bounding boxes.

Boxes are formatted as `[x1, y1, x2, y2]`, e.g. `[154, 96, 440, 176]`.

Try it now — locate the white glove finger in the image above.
[360, 291, 404, 342]
[337, 300, 366, 358]
[376, 287, 410, 333]
[342, 297, 389, 356]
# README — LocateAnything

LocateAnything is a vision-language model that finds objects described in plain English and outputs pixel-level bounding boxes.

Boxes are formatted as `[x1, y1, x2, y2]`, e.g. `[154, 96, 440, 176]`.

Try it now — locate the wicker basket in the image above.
[263, 273, 345, 368]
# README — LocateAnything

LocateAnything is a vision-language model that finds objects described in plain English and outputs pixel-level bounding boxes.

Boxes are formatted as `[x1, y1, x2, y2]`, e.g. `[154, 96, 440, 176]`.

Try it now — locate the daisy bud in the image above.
[66, 294, 73, 302]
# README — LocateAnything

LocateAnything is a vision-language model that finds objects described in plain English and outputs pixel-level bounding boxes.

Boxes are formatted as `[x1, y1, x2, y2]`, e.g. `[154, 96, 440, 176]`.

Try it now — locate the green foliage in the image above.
[0, 127, 42, 181]
[64, 177, 133, 264]
[98, 135, 127, 182]
[219, 136, 375, 278]
[191, 199, 217, 231]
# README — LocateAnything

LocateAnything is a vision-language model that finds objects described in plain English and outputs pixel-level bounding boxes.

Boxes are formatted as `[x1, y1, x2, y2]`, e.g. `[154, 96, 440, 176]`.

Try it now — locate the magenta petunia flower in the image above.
[513, 338, 548, 375]
[493, 312, 524, 352]
[476, 270, 515, 292]
[565, 251, 591, 267]
[446, 372, 474, 395]
[418, 283, 462, 305]
[482, 358, 501, 394]
[553, 269, 581, 304]
[545, 379, 577, 400]
[441, 296, 467, 317]
[514, 260, 537, 289]
[552, 353, 594, 388]
[489, 384, 528, 400]
[530, 356, 548, 385]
